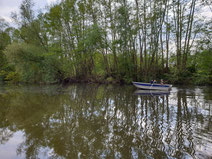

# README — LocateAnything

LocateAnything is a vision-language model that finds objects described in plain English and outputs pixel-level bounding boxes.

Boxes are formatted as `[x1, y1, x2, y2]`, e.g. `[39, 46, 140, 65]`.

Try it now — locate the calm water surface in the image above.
[0, 84, 211, 159]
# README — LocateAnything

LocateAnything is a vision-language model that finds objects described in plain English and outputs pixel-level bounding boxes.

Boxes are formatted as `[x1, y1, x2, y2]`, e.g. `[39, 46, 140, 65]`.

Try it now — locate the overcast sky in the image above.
[0, 0, 59, 23]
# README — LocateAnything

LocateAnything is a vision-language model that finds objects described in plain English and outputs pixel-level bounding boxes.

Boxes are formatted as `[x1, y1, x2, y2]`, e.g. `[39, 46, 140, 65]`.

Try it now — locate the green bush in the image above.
[5, 71, 20, 83]
[3, 43, 61, 83]
[192, 50, 212, 85]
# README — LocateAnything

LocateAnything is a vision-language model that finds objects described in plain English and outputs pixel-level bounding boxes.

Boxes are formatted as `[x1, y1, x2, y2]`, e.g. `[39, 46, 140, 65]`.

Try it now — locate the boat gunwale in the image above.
[132, 82, 172, 88]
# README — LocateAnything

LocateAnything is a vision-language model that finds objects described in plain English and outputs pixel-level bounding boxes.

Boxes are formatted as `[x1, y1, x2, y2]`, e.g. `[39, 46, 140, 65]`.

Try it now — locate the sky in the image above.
[0, 0, 59, 23]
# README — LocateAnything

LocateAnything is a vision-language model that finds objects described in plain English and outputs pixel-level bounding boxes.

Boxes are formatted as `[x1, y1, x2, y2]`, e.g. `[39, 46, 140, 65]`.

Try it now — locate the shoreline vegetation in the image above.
[0, 0, 211, 86]
[1, 74, 212, 86]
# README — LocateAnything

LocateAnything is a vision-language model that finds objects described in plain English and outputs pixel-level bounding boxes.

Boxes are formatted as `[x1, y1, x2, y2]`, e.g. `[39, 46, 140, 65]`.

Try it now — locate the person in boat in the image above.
[153, 80, 157, 83]
[150, 80, 153, 84]
[160, 79, 164, 85]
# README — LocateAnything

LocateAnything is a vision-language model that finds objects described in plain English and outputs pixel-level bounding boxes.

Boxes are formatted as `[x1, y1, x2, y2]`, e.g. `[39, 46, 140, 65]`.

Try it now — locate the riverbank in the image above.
[1, 69, 211, 86]
[58, 74, 212, 86]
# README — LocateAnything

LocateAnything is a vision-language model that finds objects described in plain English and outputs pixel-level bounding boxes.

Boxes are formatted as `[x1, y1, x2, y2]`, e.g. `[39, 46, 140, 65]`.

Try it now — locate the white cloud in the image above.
[0, 0, 48, 24]
[47, 0, 59, 5]
[0, 0, 22, 23]
[199, 6, 212, 20]
[1, 16, 13, 23]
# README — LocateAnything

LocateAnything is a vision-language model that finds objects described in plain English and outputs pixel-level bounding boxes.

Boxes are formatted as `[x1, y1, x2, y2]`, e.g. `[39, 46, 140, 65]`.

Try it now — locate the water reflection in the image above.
[0, 84, 211, 159]
[134, 90, 170, 96]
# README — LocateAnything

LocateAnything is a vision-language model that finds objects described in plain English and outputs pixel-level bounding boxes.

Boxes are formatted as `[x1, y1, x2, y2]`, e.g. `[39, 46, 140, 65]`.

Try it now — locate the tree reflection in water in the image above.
[0, 84, 211, 158]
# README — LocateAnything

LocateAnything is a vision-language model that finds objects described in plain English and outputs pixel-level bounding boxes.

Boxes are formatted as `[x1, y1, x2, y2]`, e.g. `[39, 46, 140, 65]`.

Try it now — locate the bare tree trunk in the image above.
[184, 0, 196, 68]
[143, 0, 147, 77]
[166, 3, 170, 70]
[160, 27, 164, 70]
[108, 0, 118, 74]
[135, 0, 143, 75]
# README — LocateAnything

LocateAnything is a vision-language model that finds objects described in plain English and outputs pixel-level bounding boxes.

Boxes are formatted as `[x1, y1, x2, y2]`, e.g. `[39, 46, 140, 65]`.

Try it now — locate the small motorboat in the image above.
[134, 89, 170, 96]
[132, 82, 172, 91]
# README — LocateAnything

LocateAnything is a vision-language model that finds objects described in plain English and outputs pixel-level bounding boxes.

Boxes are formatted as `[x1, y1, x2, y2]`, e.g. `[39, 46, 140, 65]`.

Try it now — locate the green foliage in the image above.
[171, 70, 193, 84]
[193, 50, 212, 85]
[193, 72, 212, 85]
[5, 71, 20, 83]
[0, 21, 12, 82]
[4, 43, 61, 83]
[0, 65, 15, 82]
[84, 25, 105, 50]
[195, 50, 212, 74]
[162, 50, 212, 85]
[0, 31, 11, 51]
[93, 52, 105, 76]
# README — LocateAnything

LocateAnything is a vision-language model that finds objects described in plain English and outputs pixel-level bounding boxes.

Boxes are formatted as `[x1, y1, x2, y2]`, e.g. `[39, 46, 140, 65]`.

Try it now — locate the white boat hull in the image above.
[132, 82, 172, 91]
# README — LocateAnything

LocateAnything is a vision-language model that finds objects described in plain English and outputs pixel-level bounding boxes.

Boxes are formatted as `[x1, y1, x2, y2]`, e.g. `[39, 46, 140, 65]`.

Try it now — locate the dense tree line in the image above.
[0, 0, 211, 84]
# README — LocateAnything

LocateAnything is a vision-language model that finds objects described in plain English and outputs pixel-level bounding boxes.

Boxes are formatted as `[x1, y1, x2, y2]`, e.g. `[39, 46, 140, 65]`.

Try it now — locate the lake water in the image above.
[0, 84, 211, 159]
